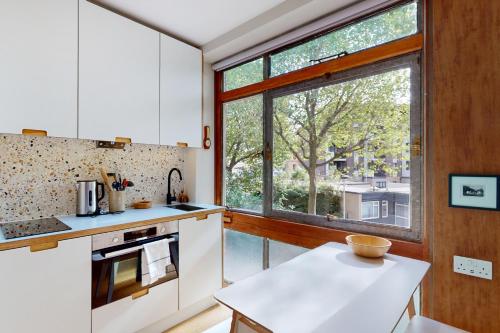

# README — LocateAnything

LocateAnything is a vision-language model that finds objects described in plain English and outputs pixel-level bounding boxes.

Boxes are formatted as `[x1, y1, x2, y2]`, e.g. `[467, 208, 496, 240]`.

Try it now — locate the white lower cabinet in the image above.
[179, 213, 223, 309]
[0, 237, 91, 333]
[92, 279, 179, 333]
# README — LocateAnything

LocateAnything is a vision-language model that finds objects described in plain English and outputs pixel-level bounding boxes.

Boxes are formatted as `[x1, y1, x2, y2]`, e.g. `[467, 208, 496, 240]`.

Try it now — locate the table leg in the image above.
[230, 311, 273, 333]
[407, 295, 416, 319]
[230, 311, 240, 333]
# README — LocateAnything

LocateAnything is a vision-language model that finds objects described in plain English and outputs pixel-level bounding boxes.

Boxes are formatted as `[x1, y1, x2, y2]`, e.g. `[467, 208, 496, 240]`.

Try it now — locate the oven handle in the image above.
[92, 237, 175, 262]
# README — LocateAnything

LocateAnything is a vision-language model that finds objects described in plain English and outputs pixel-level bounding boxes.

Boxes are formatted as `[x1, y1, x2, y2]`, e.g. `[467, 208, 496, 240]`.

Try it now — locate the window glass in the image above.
[362, 201, 380, 219]
[224, 229, 263, 283]
[224, 58, 263, 91]
[223, 95, 263, 212]
[272, 67, 413, 228]
[395, 203, 410, 227]
[269, 239, 307, 268]
[382, 200, 389, 218]
[270, 2, 418, 77]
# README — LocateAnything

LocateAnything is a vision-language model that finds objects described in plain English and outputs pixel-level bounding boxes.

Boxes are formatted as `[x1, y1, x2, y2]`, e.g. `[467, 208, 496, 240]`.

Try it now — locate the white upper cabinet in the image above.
[79, 0, 160, 144]
[0, 0, 78, 138]
[160, 34, 202, 148]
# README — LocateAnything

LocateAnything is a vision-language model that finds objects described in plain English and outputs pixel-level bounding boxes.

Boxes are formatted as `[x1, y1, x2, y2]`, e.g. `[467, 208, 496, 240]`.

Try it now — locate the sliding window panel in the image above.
[269, 54, 422, 241]
[79, 0, 160, 144]
[223, 95, 264, 213]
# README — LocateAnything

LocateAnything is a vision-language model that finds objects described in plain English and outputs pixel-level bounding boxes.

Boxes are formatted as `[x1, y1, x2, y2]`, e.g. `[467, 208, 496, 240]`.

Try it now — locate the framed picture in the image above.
[449, 174, 500, 210]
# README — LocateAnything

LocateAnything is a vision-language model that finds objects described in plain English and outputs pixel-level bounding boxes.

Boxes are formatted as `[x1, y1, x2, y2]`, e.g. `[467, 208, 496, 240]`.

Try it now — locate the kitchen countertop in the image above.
[0, 203, 225, 251]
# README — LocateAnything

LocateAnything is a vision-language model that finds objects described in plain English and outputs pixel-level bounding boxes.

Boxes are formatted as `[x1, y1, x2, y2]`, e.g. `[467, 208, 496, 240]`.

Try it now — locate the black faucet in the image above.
[167, 168, 182, 205]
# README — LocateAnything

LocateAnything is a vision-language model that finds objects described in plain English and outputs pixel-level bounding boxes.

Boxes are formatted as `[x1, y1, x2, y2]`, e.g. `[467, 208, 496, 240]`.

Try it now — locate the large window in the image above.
[219, 1, 423, 241]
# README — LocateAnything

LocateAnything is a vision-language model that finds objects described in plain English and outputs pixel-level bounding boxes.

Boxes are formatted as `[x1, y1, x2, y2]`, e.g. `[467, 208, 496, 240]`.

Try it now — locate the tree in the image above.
[274, 70, 410, 214]
[224, 95, 262, 175]
[223, 95, 263, 210]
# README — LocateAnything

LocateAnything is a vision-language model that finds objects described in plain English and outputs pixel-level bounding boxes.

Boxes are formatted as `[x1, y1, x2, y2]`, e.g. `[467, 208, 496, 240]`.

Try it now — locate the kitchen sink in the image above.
[165, 204, 204, 212]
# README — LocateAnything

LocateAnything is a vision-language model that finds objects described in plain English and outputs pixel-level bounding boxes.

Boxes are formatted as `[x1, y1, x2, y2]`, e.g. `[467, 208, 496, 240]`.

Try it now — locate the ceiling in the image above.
[94, 0, 360, 63]
[95, 0, 286, 46]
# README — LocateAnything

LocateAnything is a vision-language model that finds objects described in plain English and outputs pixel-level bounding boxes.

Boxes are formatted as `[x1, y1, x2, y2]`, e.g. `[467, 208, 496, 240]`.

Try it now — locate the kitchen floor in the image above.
[164, 304, 232, 333]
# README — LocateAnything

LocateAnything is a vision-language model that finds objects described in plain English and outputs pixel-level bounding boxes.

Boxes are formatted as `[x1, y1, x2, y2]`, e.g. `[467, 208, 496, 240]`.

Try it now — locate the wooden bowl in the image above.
[346, 234, 392, 258]
[133, 200, 152, 209]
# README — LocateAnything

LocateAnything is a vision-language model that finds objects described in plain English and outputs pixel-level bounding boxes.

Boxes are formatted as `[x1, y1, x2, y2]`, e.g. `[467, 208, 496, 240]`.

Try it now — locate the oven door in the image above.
[91, 234, 179, 309]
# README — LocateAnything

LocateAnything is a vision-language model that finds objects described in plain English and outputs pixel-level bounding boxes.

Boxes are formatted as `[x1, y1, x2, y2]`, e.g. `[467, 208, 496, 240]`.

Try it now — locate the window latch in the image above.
[410, 136, 421, 157]
[310, 51, 349, 64]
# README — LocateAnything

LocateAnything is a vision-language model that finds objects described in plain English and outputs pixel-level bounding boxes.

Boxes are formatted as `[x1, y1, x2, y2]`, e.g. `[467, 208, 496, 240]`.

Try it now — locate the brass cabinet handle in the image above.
[177, 142, 188, 148]
[22, 129, 47, 137]
[131, 288, 149, 300]
[115, 137, 132, 144]
[196, 214, 209, 221]
[223, 216, 232, 223]
[30, 241, 58, 252]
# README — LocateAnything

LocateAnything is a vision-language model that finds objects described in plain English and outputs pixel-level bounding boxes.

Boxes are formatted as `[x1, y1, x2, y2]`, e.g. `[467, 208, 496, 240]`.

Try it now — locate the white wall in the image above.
[184, 62, 215, 204]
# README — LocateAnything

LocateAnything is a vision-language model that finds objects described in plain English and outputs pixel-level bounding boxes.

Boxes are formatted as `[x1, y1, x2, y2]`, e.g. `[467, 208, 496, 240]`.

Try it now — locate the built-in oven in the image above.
[91, 221, 179, 309]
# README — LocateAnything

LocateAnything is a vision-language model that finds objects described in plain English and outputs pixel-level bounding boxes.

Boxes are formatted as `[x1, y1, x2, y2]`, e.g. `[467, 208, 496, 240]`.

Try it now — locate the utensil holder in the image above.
[109, 191, 126, 213]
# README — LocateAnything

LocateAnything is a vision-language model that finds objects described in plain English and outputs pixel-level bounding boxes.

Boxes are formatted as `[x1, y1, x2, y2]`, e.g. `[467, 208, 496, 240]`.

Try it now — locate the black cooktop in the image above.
[0, 217, 72, 239]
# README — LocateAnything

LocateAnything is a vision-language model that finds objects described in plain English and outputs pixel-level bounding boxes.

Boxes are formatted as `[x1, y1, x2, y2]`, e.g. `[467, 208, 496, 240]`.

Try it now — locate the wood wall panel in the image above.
[224, 212, 425, 259]
[429, 0, 500, 331]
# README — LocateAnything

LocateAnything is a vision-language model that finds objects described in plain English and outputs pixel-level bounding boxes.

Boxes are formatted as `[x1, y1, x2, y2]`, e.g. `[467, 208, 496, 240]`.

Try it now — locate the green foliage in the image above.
[291, 169, 307, 181]
[271, 2, 417, 76]
[274, 183, 341, 215]
[224, 95, 263, 172]
[225, 180, 262, 212]
[224, 58, 263, 91]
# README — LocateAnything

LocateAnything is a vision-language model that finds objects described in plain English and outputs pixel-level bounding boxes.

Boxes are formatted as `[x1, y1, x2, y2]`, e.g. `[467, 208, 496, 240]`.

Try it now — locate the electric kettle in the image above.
[76, 180, 105, 216]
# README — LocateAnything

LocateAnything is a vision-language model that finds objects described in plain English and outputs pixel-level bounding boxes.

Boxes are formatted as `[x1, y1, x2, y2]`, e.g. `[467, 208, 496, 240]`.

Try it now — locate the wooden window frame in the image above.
[214, 1, 426, 260]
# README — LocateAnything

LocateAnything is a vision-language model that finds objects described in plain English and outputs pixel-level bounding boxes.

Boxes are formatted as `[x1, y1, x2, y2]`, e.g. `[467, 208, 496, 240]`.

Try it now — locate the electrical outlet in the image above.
[453, 255, 492, 280]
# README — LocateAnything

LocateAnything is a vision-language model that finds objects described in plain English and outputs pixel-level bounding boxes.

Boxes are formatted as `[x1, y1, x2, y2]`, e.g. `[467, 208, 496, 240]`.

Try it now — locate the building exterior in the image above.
[339, 182, 410, 227]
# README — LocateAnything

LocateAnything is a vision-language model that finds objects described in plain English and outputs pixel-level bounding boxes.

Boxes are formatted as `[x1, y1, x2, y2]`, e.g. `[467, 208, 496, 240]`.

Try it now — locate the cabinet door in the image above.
[179, 213, 222, 309]
[160, 34, 202, 148]
[79, 0, 160, 144]
[0, 0, 77, 138]
[92, 279, 178, 333]
[0, 237, 91, 333]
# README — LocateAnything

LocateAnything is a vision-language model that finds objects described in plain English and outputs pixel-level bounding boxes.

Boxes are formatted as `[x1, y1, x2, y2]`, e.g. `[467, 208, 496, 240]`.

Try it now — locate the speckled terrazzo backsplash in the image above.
[0, 134, 184, 222]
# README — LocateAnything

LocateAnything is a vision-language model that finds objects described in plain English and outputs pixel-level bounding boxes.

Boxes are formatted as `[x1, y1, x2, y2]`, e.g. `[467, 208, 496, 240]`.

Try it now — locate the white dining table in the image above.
[214, 242, 430, 333]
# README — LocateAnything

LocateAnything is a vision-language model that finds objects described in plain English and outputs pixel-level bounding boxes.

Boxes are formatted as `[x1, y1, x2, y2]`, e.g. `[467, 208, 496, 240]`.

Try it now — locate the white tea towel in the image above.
[142, 238, 171, 284]
[141, 258, 170, 286]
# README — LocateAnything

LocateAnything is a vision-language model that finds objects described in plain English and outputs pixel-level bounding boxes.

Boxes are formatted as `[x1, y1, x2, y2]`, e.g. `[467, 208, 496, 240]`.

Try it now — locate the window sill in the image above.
[223, 210, 426, 260]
